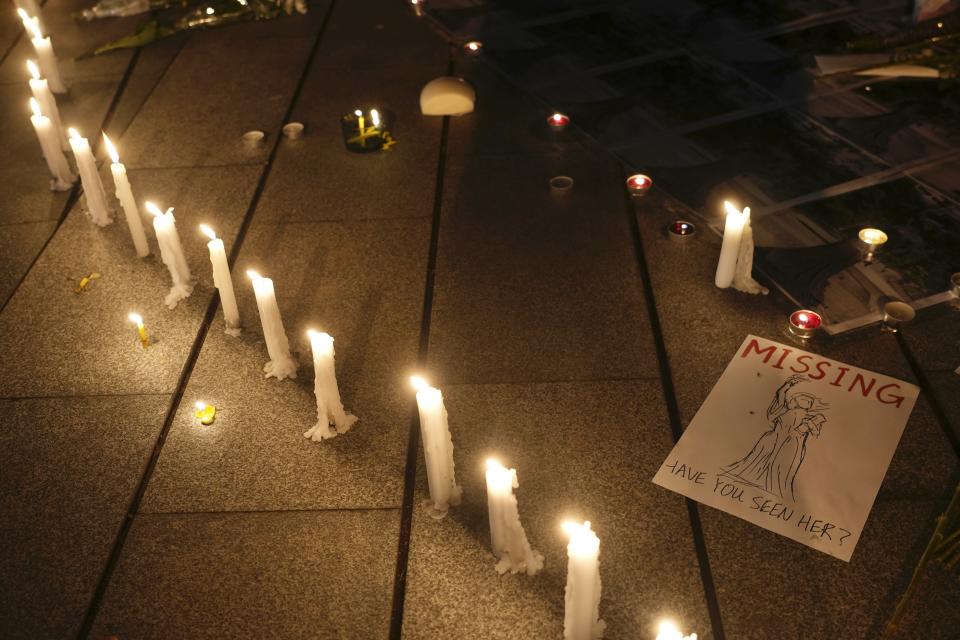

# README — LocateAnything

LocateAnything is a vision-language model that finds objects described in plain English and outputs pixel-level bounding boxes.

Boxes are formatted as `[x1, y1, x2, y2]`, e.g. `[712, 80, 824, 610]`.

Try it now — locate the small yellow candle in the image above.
[370, 108, 381, 130]
[194, 401, 216, 425]
[355, 109, 365, 140]
[128, 312, 149, 348]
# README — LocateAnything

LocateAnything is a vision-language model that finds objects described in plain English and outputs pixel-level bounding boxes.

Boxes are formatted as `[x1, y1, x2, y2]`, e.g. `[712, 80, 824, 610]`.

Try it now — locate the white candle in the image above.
[246, 270, 298, 380]
[103, 134, 149, 258]
[714, 201, 747, 289]
[68, 128, 112, 226]
[28, 98, 74, 191]
[25, 19, 65, 94]
[731, 205, 768, 295]
[27, 60, 67, 151]
[199, 224, 240, 335]
[304, 330, 357, 441]
[146, 202, 194, 309]
[15, 3, 45, 37]
[411, 376, 462, 519]
[485, 459, 544, 575]
[656, 620, 697, 640]
[562, 521, 605, 640]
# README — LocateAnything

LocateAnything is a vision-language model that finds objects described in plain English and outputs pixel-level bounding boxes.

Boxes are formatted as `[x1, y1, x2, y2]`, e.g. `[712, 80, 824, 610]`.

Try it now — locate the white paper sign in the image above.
[653, 335, 919, 561]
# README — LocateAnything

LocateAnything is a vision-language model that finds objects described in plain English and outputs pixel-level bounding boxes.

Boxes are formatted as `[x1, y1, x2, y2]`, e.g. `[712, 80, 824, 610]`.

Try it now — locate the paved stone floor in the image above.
[0, 1, 958, 639]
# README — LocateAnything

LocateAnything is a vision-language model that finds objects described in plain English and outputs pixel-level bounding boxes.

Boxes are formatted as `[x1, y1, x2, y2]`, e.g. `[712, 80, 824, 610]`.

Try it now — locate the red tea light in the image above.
[788, 309, 822, 339]
[547, 112, 570, 132]
[626, 174, 653, 197]
[667, 219, 696, 240]
[463, 41, 483, 57]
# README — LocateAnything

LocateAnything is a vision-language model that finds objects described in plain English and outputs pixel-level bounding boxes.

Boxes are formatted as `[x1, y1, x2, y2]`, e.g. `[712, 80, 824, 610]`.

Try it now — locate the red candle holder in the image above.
[788, 309, 822, 339]
[547, 112, 570, 132]
[626, 174, 653, 197]
[463, 41, 483, 57]
[667, 220, 696, 240]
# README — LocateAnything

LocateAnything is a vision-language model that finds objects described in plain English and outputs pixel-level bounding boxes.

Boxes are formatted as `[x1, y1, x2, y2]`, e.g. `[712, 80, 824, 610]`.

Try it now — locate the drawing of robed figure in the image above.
[721, 374, 828, 502]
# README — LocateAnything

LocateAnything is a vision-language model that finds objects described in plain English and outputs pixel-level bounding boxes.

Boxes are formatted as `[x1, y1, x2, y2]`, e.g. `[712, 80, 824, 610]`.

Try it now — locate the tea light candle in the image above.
[548, 112, 570, 132]
[668, 220, 696, 240]
[199, 224, 241, 336]
[194, 401, 216, 425]
[858, 228, 888, 261]
[562, 521, 605, 640]
[626, 173, 653, 197]
[463, 40, 483, 56]
[304, 330, 357, 441]
[246, 270, 298, 380]
[485, 459, 544, 575]
[881, 301, 915, 332]
[788, 309, 822, 340]
[411, 376, 462, 519]
[715, 201, 748, 289]
[146, 202, 194, 309]
[25, 19, 65, 93]
[27, 60, 66, 151]
[128, 312, 149, 348]
[28, 98, 73, 191]
[656, 620, 698, 640]
[411, 0, 424, 16]
[68, 128, 112, 227]
[103, 134, 149, 257]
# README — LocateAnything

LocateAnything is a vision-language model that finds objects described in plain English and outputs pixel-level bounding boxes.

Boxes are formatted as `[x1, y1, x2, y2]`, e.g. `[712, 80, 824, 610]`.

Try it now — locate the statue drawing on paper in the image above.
[720, 375, 828, 502]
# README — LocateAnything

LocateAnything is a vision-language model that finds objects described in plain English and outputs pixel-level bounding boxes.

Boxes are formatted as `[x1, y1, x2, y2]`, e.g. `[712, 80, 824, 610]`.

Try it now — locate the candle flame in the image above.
[27, 18, 42, 40]
[144, 201, 165, 217]
[17, 8, 29, 21]
[723, 200, 740, 216]
[370, 109, 380, 128]
[68, 127, 83, 141]
[485, 458, 503, 471]
[26, 59, 40, 80]
[195, 400, 207, 410]
[354, 109, 363, 117]
[656, 619, 697, 640]
[102, 133, 120, 164]
[128, 312, 143, 326]
[29, 97, 41, 118]
[409, 375, 430, 392]
[246, 269, 262, 281]
[199, 224, 217, 241]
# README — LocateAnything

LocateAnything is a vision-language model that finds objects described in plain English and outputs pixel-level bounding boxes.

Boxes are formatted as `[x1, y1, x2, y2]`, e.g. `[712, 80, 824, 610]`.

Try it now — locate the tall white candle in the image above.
[411, 376, 462, 519]
[146, 202, 194, 309]
[199, 224, 241, 336]
[485, 459, 544, 575]
[304, 330, 357, 441]
[25, 19, 65, 94]
[714, 201, 747, 289]
[28, 98, 74, 191]
[68, 128, 112, 226]
[731, 206, 768, 295]
[246, 270, 298, 380]
[563, 521, 605, 640]
[27, 60, 67, 151]
[103, 134, 149, 258]
[15, 3, 45, 37]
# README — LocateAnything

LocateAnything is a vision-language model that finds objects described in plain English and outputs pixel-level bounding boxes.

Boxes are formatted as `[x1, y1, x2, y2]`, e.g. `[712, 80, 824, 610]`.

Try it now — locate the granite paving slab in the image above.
[401, 380, 712, 639]
[256, 62, 446, 224]
[0, 394, 170, 640]
[141, 218, 430, 512]
[0, 165, 261, 397]
[90, 509, 400, 639]
[924, 370, 960, 446]
[900, 303, 960, 375]
[427, 151, 657, 385]
[0, 219, 57, 303]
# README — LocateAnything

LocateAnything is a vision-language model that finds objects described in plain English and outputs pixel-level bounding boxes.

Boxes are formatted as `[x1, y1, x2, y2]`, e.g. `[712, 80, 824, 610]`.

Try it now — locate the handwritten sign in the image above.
[653, 335, 918, 561]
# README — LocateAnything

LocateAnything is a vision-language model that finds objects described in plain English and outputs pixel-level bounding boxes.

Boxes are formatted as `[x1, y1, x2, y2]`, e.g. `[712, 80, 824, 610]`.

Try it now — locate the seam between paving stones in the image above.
[0, 47, 143, 315]
[73, 3, 338, 637]
[620, 166, 728, 640]
[138, 506, 403, 517]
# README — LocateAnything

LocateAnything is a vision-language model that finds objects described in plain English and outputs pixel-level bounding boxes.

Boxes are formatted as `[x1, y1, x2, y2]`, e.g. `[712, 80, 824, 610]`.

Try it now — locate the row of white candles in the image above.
[17, 7, 65, 93]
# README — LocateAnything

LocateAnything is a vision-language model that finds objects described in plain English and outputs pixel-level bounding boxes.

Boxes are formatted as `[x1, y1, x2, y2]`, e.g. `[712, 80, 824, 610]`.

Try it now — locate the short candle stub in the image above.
[787, 309, 822, 340]
[547, 112, 570, 132]
[282, 122, 304, 140]
[549, 175, 574, 195]
[626, 173, 653, 197]
[128, 312, 150, 349]
[667, 220, 696, 241]
[881, 301, 915, 333]
[242, 130, 265, 148]
[194, 401, 216, 425]
[463, 40, 483, 57]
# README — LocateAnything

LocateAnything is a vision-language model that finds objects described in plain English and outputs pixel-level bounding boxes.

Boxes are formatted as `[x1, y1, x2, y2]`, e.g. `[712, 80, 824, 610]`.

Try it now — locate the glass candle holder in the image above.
[881, 301, 915, 332]
[341, 110, 384, 153]
[858, 228, 888, 262]
[667, 220, 696, 241]
[547, 113, 570, 132]
[787, 309, 822, 340]
[626, 174, 653, 197]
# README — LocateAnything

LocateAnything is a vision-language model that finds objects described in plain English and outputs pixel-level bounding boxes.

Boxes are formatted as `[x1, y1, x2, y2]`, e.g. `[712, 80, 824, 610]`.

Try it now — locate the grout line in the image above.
[124, 160, 266, 173]
[894, 332, 960, 459]
[139, 505, 402, 517]
[0, 391, 171, 401]
[620, 168, 727, 640]
[438, 374, 663, 387]
[73, 5, 337, 637]
[388, 57, 454, 640]
[0, 47, 143, 315]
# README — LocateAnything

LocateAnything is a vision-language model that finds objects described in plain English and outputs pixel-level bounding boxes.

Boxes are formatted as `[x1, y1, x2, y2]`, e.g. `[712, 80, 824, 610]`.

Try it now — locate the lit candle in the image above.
[714, 201, 747, 289]
[411, 376, 462, 519]
[562, 521, 605, 640]
[246, 270, 298, 380]
[485, 459, 544, 575]
[626, 174, 653, 197]
[370, 108, 381, 130]
[858, 227, 888, 262]
[27, 60, 66, 151]
[25, 18, 65, 93]
[304, 330, 357, 441]
[788, 309, 822, 340]
[194, 401, 216, 425]
[146, 202, 193, 309]
[463, 40, 483, 56]
[68, 128, 112, 226]
[103, 134, 149, 258]
[16, 3, 45, 36]
[28, 98, 73, 191]
[548, 112, 570, 132]
[355, 109, 365, 140]
[128, 312, 149, 348]
[199, 224, 240, 336]
[667, 219, 696, 240]
[656, 620, 697, 640]
[410, 0, 424, 16]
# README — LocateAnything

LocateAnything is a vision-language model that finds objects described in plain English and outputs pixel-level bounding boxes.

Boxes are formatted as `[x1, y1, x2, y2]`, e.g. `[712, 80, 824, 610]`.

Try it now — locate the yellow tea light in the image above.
[74, 272, 100, 294]
[858, 228, 888, 246]
[128, 312, 149, 348]
[194, 401, 216, 425]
